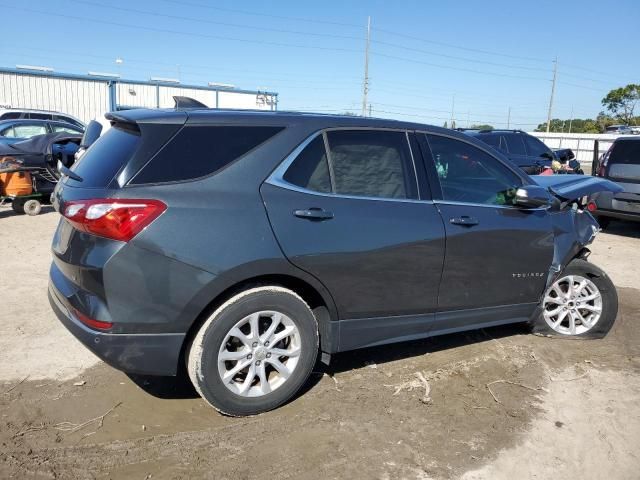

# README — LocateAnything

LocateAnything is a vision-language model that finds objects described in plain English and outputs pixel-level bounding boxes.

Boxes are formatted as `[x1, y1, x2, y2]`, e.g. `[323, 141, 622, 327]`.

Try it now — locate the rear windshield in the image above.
[68, 125, 141, 187]
[130, 125, 284, 184]
[608, 140, 640, 181]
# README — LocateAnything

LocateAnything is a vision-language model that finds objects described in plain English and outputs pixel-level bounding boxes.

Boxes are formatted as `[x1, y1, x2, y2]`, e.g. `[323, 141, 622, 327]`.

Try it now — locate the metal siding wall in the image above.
[116, 83, 157, 108]
[0, 71, 279, 123]
[0, 72, 110, 123]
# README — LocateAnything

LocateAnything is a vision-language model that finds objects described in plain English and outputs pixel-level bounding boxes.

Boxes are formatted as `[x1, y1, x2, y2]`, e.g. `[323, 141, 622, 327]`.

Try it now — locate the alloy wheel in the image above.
[217, 311, 301, 397]
[542, 274, 603, 335]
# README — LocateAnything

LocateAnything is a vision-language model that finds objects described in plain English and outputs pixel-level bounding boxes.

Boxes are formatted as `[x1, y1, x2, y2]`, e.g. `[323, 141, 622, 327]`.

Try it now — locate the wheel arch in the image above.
[178, 271, 338, 375]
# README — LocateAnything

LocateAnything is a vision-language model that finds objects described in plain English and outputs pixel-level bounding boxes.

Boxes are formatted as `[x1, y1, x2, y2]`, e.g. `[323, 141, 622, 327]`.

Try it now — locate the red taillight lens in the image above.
[63, 199, 166, 242]
[73, 308, 113, 331]
[587, 201, 597, 212]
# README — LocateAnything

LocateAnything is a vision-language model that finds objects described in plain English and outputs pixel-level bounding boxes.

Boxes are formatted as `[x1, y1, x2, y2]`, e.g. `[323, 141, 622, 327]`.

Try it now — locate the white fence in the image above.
[529, 132, 620, 165]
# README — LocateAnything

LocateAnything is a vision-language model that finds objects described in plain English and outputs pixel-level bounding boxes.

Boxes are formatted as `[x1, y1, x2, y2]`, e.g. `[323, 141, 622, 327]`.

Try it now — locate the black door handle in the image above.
[294, 208, 334, 220]
[449, 215, 479, 226]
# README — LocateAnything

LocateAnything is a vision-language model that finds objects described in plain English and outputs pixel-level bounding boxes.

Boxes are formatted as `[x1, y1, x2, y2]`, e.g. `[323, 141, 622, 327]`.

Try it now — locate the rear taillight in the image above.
[63, 199, 166, 242]
[73, 308, 113, 331]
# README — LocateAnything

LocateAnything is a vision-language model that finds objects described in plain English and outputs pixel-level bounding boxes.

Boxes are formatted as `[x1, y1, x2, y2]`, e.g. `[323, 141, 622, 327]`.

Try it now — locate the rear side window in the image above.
[69, 126, 141, 187]
[282, 130, 418, 200]
[326, 130, 417, 199]
[132, 126, 283, 184]
[505, 134, 526, 155]
[482, 134, 507, 152]
[608, 140, 640, 181]
[0, 112, 21, 120]
[283, 136, 331, 193]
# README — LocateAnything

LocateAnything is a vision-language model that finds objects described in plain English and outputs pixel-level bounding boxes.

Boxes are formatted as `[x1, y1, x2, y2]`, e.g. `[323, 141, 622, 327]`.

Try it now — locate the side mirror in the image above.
[80, 120, 103, 149]
[514, 185, 552, 208]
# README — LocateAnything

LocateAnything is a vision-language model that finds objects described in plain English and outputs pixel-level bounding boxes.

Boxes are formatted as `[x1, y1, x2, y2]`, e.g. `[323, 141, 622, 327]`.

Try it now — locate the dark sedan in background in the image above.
[0, 119, 84, 144]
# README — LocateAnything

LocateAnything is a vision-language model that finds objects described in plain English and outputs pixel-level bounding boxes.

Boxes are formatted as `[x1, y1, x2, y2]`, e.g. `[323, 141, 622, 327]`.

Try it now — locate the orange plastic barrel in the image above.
[0, 171, 33, 196]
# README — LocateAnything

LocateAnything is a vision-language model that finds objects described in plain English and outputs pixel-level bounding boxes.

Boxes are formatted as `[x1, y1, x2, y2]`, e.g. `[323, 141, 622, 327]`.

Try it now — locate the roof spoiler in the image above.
[173, 96, 208, 109]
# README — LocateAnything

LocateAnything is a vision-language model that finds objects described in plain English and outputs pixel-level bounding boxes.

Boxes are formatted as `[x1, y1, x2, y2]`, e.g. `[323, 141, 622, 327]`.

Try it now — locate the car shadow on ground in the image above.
[0, 204, 55, 219]
[128, 322, 529, 402]
[602, 220, 639, 238]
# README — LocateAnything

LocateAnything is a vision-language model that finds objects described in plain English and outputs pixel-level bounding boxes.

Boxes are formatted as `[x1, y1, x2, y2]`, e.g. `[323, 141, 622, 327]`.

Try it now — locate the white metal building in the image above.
[0, 67, 278, 124]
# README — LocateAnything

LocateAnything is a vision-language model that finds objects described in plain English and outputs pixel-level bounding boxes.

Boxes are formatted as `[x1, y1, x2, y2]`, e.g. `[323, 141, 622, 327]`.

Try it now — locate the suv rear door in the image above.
[603, 139, 640, 210]
[418, 132, 553, 324]
[261, 129, 446, 350]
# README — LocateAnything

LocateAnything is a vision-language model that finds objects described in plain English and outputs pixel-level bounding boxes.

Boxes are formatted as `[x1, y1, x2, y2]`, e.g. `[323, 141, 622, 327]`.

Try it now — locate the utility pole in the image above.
[546, 57, 557, 133]
[450, 95, 455, 127]
[368, 103, 372, 117]
[568, 106, 574, 133]
[361, 16, 371, 117]
[507, 106, 511, 129]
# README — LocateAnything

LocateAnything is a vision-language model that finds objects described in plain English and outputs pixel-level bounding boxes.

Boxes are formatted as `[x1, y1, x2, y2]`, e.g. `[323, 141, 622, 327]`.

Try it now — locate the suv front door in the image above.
[261, 129, 446, 349]
[419, 133, 554, 327]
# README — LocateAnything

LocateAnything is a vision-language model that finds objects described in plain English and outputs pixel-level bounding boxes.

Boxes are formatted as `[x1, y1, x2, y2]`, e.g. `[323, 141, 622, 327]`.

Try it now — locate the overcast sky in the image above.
[1, 0, 638, 129]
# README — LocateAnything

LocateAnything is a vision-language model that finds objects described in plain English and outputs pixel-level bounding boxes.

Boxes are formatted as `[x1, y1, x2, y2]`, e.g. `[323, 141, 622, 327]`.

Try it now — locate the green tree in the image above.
[469, 124, 494, 130]
[443, 121, 448, 128]
[601, 84, 640, 125]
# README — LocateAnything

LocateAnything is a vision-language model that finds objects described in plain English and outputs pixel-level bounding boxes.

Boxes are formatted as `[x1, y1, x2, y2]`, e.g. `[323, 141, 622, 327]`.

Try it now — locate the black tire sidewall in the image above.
[535, 259, 618, 338]
[193, 289, 318, 416]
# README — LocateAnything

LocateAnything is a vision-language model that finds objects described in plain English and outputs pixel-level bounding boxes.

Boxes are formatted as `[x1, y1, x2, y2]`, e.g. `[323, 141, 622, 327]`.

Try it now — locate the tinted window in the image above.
[29, 113, 52, 120]
[326, 130, 417, 199]
[9, 123, 47, 138]
[523, 134, 551, 157]
[0, 112, 21, 120]
[283, 136, 331, 193]
[52, 124, 83, 134]
[69, 126, 141, 187]
[55, 115, 84, 128]
[608, 140, 640, 181]
[426, 134, 521, 206]
[478, 134, 507, 153]
[504, 134, 527, 155]
[133, 126, 283, 184]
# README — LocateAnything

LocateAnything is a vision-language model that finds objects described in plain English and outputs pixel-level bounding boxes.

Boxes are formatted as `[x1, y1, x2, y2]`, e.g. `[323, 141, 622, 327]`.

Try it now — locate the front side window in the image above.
[326, 130, 417, 199]
[52, 124, 83, 134]
[523, 134, 551, 158]
[426, 134, 521, 206]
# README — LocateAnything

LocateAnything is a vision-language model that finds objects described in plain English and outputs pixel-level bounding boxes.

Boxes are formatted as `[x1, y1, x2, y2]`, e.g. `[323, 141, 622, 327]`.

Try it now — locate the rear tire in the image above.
[11, 198, 25, 214]
[187, 286, 319, 416]
[532, 259, 617, 339]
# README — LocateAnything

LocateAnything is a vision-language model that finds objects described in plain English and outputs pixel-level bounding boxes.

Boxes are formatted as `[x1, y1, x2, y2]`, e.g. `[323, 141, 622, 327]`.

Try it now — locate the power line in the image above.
[0, 4, 361, 54]
[371, 51, 551, 82]
[157, 0, 363, 28]
[64, 0, 364, 41]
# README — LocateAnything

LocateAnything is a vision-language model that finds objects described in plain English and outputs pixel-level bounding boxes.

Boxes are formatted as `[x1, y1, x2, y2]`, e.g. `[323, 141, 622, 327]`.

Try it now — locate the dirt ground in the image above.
[1, 205, 639, 480]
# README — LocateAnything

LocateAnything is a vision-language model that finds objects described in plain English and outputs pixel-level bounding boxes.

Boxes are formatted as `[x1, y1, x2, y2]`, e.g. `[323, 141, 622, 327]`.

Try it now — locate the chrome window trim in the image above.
[266, 128, 427, 204]
[434, 199, 549, 211]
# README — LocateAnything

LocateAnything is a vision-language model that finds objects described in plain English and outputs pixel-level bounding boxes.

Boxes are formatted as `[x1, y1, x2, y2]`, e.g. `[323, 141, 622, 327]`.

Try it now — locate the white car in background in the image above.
[0, 108, 85, 130]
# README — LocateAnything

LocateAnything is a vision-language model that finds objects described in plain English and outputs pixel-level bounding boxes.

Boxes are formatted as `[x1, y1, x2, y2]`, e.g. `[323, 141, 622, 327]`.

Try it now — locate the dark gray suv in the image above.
[49, 109, 621, 415]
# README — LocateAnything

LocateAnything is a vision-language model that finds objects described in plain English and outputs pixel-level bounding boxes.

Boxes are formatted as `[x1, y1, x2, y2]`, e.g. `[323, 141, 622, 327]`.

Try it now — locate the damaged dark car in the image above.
[48, 109, 622, 415]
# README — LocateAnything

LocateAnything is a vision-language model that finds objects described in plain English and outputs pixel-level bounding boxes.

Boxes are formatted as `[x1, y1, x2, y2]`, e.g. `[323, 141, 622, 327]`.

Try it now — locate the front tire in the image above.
[533, 259, 618, 338]
[187, 286, 319, 416]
